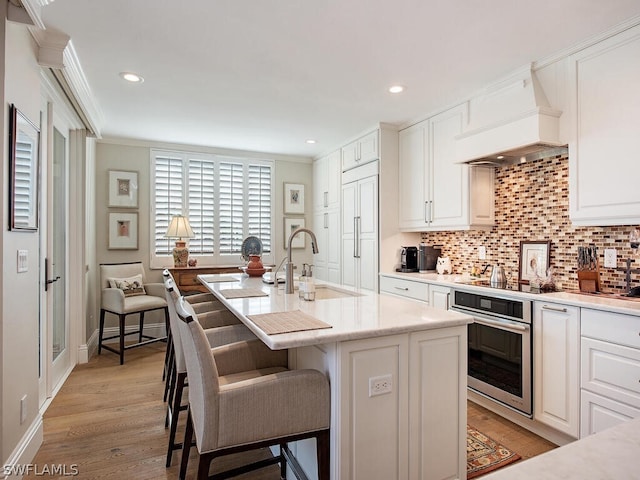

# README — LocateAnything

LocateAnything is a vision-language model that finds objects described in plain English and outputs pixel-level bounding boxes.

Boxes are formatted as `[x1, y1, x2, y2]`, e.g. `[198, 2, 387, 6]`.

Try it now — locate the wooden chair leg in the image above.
[98, 309, 106, 354]
[165, 360, 178, 426]
[166, 372, 186, 467]
[119, 314, 126, 365]
[179, 408, 194, 480]
[197, 452, 213, 480]
[163, 341, 175, 402]
[316, 430, 330, 480]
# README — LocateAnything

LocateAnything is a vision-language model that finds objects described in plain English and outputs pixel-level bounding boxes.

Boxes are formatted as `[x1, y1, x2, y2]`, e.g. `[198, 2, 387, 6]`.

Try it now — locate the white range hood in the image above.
[455, 64, 566, 164]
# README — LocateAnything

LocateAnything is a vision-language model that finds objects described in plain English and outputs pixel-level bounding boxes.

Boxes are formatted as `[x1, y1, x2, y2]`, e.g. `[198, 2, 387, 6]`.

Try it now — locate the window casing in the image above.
[150, 149, 274, 268]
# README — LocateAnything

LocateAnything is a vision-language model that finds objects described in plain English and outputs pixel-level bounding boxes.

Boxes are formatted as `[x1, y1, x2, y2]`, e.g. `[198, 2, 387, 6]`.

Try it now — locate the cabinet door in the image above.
[312, 211, 328, 280]
[533, 302, 580, 438]
[312, 155, 328, 212]
[341, 181, 357, 288]
[398, 122, 429, 230]
[358, 130, 379, 164]
[581, 390, 640, 437]
[568, 25, 640, 225]
[326, 209, 341, 284]
[326, 149, 341, 209]
[357, 175, 378, 292]
[429, 105, 468, 228]
[341, 140, 359, 172]
[429, 285, 451, 310]
[469, 166, 495, 226]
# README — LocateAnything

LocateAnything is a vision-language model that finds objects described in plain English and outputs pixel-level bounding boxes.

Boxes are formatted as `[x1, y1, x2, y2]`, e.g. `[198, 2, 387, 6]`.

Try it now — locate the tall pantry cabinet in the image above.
[312, 150, 341, 283]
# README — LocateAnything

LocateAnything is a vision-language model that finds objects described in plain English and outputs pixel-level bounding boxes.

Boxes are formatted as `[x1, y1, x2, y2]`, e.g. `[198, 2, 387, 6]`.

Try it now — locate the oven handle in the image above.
[452, 307, 528, 333]
[473, 316, 527, 333]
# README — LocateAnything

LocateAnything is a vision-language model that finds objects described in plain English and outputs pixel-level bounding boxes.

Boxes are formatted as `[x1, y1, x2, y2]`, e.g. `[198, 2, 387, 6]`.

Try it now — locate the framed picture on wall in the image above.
[283, 183, 305, 214]
[284, 218, 305, 249]
[108, 212, 138, 250]
[9, 104, 40, 232]
[108, 170, 138, 208]
[518, 240, 550, 284]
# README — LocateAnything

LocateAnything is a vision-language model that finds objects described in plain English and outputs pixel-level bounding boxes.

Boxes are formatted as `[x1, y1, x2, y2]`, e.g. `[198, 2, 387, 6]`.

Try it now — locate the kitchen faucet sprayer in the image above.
[285, 228, 319, 294]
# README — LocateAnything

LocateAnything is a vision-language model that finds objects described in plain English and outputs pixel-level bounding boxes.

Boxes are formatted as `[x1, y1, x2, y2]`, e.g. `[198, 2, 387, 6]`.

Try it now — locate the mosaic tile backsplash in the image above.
[421, 155, 639, 293]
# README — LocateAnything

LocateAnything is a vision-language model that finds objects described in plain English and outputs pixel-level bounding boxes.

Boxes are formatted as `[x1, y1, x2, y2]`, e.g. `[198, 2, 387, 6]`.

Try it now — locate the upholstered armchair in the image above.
[99, 262, 169, 365]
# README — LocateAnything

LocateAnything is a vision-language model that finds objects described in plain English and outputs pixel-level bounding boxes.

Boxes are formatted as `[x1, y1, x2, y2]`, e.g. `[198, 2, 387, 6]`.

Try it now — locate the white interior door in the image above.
[39, 108, 70, 406]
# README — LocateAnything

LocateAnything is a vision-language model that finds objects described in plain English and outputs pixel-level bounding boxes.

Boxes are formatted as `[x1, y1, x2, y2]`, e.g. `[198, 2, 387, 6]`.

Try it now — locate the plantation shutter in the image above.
[154, 153, 184, 255]
[187, 158, 215, 254]
[13, 133, 37, 228]
[218, 161, 245, 255]
[248, 164, 272, 253]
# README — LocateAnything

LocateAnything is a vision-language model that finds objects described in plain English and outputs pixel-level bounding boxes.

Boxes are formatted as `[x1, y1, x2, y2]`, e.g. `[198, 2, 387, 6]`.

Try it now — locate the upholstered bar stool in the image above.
[163, 275, 256, 467]
[99, 262, 169, 365]
[175, 297, 331, 480]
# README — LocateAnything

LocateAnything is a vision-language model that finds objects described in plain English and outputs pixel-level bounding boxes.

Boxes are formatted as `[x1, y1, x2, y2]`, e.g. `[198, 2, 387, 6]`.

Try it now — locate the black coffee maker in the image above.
[396, 246, 419, 272]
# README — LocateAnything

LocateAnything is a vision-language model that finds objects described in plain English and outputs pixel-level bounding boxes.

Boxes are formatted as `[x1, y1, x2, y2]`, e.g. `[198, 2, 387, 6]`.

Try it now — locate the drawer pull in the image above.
[542, 305, 567, 313]
[394, 286, 409, 291]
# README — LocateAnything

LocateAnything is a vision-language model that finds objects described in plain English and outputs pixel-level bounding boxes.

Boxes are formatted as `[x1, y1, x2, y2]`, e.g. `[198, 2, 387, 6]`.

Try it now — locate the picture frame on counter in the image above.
[519, 240, 551, 284]
[108, 212, 138, 250]
[284, 217, 305, 249]
[9, 104, 40, 232]
[283, 182, 305, 214]
[108, 170, 138, 208]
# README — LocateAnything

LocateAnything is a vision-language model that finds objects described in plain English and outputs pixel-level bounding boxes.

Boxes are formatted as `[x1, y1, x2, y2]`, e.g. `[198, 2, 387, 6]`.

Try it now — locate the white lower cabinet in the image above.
[429, 285, 451, 310]
[580, 309, 640, 437]
[533, 302, 580, 438]
[291, 326, 467, 479]
[379, 275, 429, 303]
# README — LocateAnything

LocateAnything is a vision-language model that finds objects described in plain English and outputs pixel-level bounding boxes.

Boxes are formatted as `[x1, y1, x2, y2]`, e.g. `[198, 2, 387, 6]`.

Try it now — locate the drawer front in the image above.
[582, 308, 640, 349]
[580, 390, 640, 438]
[178, 272, 201, 287]
[581, 337, 640, 408]
[379, 276, 428, 303]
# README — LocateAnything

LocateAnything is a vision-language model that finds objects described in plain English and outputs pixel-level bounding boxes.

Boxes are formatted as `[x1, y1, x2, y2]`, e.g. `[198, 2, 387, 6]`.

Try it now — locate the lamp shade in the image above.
[165, 215, 194, 240]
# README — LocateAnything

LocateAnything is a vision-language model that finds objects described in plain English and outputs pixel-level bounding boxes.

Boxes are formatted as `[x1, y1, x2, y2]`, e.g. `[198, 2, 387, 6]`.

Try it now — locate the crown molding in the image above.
[16, 0, 54, 29]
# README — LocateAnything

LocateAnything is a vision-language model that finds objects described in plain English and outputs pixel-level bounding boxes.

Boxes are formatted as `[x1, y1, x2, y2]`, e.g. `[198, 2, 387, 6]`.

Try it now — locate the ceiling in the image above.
[40, 0, 640, 158]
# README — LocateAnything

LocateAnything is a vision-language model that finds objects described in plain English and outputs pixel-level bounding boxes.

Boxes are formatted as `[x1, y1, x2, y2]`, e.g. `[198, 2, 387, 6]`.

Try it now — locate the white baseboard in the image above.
[1, 415, 43, 480]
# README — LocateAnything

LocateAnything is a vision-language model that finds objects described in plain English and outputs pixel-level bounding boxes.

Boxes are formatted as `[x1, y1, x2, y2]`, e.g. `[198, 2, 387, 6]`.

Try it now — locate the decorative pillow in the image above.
[108, 274, 146, 297]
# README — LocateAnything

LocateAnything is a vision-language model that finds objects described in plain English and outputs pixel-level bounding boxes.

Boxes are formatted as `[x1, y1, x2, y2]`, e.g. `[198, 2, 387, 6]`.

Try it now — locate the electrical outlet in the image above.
[604, 248, 617, 268]
[369, 374, 392, 397]
[478, 246, 486, 260]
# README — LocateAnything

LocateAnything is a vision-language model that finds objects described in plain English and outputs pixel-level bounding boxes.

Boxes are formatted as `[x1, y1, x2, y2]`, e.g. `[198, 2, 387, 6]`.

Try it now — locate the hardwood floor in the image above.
[27, 344, 556, 479]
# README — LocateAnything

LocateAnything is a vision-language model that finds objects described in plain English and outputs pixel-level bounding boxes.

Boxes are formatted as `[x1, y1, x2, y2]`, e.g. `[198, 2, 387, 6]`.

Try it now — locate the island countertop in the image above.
[197, 274, 473, 350]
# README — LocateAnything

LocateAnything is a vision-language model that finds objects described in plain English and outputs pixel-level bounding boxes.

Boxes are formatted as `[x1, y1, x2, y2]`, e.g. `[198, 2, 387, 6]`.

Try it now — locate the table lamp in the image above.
[165, 215, 195, 267]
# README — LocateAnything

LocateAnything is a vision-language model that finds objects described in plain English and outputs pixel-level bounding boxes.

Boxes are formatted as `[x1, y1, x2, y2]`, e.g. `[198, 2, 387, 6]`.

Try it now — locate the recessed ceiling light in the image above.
[388, 85, 404, 94]
[305, 139, 317, 144]
[496, 155, 505, 160]
[119, 72, 144, 83]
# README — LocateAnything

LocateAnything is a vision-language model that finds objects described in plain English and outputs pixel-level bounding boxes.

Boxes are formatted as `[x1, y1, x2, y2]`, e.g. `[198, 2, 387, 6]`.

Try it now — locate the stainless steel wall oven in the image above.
[451, 289, 533, 417]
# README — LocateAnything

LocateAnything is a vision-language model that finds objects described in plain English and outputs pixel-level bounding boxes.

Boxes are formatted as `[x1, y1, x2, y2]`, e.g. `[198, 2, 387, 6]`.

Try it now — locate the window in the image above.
[151, 149, 274, 268]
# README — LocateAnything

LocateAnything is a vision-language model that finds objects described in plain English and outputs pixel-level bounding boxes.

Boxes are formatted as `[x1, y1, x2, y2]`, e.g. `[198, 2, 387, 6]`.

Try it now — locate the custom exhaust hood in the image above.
[455, 64, 567, 165]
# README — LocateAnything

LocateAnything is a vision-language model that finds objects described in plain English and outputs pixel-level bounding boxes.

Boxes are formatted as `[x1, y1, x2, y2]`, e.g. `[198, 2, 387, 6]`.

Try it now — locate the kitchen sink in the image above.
[313, 285, 363, 300]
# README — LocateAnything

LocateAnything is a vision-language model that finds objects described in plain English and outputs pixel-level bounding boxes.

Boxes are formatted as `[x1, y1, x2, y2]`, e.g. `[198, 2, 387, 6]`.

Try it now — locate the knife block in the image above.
[578, 269, 601, 293]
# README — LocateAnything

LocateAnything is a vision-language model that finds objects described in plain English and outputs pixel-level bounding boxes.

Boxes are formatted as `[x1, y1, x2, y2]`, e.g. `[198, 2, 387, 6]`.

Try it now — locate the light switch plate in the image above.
[17, 250, 28, 273]
[604, 248, 617, 268]
[478, 246, 486, 260]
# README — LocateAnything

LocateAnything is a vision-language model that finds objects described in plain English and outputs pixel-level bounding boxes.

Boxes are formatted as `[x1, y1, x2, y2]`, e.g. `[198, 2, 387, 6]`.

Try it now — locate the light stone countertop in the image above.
[381, 271, 640, 317]
[198, 274, 473, 350]
[481, 416, 640, 479]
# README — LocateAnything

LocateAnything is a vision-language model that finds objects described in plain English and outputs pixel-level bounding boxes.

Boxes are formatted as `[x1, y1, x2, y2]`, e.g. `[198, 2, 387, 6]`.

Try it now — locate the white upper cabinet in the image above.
[341, 130, 379, 172]
[313, 150, 341, 212]
[398, 104, 495, 231]
[568, 24, 640, 225]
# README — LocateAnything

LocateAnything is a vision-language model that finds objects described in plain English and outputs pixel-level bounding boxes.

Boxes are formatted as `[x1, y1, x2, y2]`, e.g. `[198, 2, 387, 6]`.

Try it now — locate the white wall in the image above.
[94, 139, 313, 334]
[2, 20, 43, 463]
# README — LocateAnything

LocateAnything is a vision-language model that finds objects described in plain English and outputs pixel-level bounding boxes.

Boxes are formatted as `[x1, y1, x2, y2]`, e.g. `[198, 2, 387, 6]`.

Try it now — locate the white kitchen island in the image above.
[198, 274, 473, 480]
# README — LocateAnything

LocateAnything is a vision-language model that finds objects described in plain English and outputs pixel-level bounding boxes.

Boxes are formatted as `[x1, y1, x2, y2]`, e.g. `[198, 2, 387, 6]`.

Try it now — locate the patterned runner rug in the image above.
[467, 425, 521, 478]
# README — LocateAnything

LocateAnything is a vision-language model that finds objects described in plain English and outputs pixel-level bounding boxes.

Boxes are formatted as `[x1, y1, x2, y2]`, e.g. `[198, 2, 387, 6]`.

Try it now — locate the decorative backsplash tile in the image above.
[421, 155, 639, 293]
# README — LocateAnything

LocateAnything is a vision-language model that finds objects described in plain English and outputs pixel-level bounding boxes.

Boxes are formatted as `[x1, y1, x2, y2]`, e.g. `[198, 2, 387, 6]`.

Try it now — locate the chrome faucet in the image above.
[285, 228, 319, 294]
